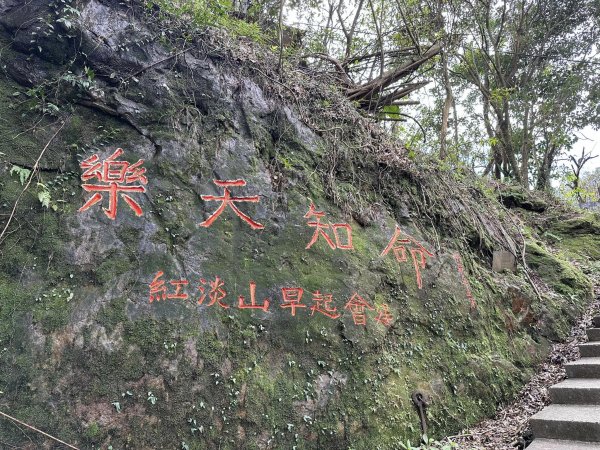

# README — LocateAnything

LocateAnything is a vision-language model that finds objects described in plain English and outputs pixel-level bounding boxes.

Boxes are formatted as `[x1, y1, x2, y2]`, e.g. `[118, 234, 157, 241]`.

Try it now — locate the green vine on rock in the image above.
[0, 118, 70, 246]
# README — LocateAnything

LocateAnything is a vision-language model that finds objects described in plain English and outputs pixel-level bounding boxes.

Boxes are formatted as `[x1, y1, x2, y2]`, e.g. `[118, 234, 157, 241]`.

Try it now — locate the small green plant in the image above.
[147, 391, 158, 405]
[10, 166, 63, 211]
[10, 165, 31, 185]
[163, 340, 177, 352]
[188, 417, 204, 434]
[36, 183, 52, 209]
[148, 0, 265, 42]
[55, 5, 81, 30]
[59, 66, 97, 94]
[400, 436, 460, 450]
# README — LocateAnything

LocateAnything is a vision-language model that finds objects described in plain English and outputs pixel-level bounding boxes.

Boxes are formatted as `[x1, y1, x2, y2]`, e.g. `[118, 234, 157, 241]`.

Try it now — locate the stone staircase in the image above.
[528, 323, 600, 449]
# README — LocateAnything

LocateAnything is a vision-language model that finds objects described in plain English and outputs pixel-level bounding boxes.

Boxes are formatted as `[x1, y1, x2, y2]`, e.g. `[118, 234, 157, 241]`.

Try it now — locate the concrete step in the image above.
[566, 358, 600, 378]
[530, 404, 600, 442]
[527, 439, 600, 449]
[581, 343, 600, 358]
[550, 379, 600, 404]
[588, 328, 600, 342]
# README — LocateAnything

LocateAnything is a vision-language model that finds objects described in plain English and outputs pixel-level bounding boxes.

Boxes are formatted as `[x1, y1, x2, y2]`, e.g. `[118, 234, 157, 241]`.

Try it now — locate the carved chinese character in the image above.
[280, 287, 306, 316]
[309, 290, 341, 319]
[149, 271, 189, 302]
[149, 271, 167, 302]
[198, 276, 229, 308]
[304, 203, 353, 250]
[381, 226, 434, 289]
[79, 148, 147, 220]
[453, 253, 476, 308]
[344, 293, 374, 325]
[200, 179, 264, 230]
[374, 304, 393, 326]
[238, 281, 270, 311]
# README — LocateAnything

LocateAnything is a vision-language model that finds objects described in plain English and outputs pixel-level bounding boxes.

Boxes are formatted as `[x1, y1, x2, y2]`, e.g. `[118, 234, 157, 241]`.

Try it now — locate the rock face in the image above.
[0, 1, 597, 449]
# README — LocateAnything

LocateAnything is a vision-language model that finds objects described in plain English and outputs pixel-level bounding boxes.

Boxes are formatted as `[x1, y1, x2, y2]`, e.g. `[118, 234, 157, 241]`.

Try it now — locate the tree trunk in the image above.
[495, 100, 521, 182]
[536, 144, 557, 191]
[520, 104, 530, 188]
[440, 51, 453, 160]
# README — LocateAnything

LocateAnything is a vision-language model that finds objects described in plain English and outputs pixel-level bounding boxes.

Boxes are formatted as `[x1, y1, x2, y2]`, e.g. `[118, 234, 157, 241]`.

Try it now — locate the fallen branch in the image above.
[0, 410, 80, 450]
[126, 47, 192, 80]
[346, 42, 441, 107]
[301, 53, 354, 86]
[0, 117, 69, 246]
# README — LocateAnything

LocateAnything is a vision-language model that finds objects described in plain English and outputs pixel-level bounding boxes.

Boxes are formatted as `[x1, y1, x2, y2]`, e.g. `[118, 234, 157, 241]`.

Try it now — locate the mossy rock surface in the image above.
[498, 185, 549, 212]
[0, 1, 596, 449]
[546, 214, 600, 261]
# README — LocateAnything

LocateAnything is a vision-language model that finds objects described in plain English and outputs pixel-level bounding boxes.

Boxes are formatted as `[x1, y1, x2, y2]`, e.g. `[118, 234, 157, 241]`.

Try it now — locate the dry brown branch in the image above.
[346, 43, 441, 109]
[0, 117, 69, 246]
[0, 410, 80, 449]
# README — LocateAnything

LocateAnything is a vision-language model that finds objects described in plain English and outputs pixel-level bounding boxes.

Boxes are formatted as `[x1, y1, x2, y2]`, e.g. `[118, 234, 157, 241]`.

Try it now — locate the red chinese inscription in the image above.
[310, 290, 341, 319]
[147, 273, 391, 327]
[149, 271, 189, 302]
[453, 253, 476, 308]
[381, 226, 434, 289]
[238, 281, 270, 311]
[281, 287, 306, 316]
[374, 304, 394, 326]
[78, 148, 148, 220]
[200, 179, 264, 230]
[198, 276, 229, 309]
[304, 203, 353, 250]
[344, 293, 374, 325]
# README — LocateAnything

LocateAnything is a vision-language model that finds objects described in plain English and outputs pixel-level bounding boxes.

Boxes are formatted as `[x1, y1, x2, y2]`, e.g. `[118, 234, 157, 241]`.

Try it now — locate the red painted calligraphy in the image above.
[344, 293, 374, 325]
[148, 271, 189, 302]
[374, 304, 393, 326]
[200, 179, 264, 230]
[381, 226, 434, 289]
[149, 271, 166, 302]
[198, 276, 229, 308]
[310, 291, 341, 319]
[304, 203, 353, 250]
[79, 148, 147, 220]
[453, 253, 476, 308]
[147, 273, 396, 328]
[332, 223, 353, 250]
[280, 287, 306, 316]
[238, 281, 270, 311]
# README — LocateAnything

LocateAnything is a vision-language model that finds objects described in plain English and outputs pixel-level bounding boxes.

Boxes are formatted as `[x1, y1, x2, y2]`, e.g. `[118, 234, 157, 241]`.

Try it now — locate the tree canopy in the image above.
[152, 0, 600, 191]
[284, 0, 600, 190]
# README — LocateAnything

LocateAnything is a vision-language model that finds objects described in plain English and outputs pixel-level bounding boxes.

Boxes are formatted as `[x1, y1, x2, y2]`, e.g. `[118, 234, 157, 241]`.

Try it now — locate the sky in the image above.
[567, 125, 600, 174]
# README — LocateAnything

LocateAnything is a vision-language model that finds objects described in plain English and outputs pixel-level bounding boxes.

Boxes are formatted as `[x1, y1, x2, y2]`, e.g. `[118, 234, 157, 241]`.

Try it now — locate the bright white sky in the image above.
[568, 126, 600, 174]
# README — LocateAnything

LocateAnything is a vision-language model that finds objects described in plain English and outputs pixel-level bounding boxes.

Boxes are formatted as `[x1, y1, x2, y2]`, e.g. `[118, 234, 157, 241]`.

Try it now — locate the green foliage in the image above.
[147, 391, 158, 405]
[489, 87, 513, 104]
[400, 436, 460, 450]
[36, 183, 51, 209]
[556, 171, 598, 206]
[60, 66, 96, 92]
[1, 1, 598, 448]
[55, 5, 81, 30]
[10, 165, 31, 185]
[9, 167, 59, 210]
[148, 0, 265, 41]
[379, 104, 402, 120]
